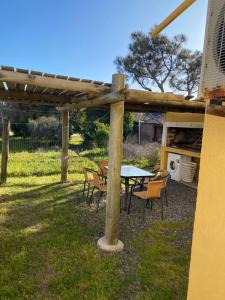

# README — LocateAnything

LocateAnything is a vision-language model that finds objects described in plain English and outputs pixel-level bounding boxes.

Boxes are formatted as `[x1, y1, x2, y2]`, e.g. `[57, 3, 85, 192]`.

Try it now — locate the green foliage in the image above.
[170, 49, 202, 97]
[115, 30, 186, 92]
[71, 109, 134, 147]
[28, 116, 61, 143]
[92, 120, 109, 147]
[123, 112, 134, 139]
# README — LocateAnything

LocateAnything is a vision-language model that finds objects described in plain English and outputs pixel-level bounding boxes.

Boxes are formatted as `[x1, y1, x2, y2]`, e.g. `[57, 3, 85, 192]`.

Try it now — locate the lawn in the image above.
[0, 147, 193, 300]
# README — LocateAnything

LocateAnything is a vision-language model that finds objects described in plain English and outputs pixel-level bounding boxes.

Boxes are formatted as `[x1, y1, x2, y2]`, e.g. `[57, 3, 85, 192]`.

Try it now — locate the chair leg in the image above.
[127, 191, 133, 214]
[96, 191, 103, 213]
[160, 197, 164, 220]
[88, 187, 95, 205]
[82, 181, 86, 198]
[165, 188, 168, 207]
[85, 183, 90, 202]
[150, 200, 153, 210]
[142, 199, 146, 222]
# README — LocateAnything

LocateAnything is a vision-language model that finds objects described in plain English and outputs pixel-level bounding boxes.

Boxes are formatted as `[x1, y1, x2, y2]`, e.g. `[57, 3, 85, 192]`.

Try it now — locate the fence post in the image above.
[1, 117, 10, 183]
[61, 110, 69, 183]
[97, 74, 125, 252]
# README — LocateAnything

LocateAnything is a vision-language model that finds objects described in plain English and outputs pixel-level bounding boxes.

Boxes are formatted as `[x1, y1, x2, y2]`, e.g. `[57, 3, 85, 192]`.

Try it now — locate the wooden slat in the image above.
[0, 89, 70, 106]
[68, 77, 80, 81]
[16, 68, 29, 74]
[56, 74, 68, 80]
[1, 66, 14, 71]
[30, 70, 43, 76]
[81, 79, 92, 83]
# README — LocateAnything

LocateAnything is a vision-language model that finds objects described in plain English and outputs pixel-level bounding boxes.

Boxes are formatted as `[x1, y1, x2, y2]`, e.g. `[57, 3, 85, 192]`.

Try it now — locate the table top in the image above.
[120, 165, 155, 178]
[105, 165, 155, 178]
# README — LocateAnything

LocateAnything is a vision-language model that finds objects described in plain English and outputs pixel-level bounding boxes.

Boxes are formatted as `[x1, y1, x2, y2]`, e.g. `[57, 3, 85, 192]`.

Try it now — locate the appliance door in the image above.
[169, 158, 179, 175]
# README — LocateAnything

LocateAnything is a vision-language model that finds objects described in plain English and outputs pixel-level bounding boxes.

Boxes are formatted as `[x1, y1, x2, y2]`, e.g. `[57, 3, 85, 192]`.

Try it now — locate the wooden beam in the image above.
[98, 74, 125, 252]
[125, 90, 206, 111]
[0, 69, 110, 94]
[126, 89, 185, 102]
[1, 118, 10, 183]
[124, 103, 205, 113]
[61, 110, 69, 183]
[0, 89, 71, 106]
[63, 91, 125, 110]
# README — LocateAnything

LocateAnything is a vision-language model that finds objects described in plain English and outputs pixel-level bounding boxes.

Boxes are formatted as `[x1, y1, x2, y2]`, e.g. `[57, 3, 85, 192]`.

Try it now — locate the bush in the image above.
[92, 120, 109, 147]
[28, 116, 61, 143]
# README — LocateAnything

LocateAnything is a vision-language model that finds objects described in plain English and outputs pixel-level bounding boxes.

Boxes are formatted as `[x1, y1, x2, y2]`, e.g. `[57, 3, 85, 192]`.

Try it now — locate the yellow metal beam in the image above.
[151, 0, 197, 38]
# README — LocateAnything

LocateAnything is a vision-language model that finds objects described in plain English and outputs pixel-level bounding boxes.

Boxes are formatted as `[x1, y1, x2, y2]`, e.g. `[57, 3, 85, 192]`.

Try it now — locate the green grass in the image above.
[0, 148, 192, 299]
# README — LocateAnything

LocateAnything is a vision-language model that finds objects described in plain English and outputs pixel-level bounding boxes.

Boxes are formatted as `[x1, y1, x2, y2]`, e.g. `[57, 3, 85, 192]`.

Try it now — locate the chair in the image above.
[128, 180, 164, 221]
[98, 160, 108, 177]
[82, 167, 95, 202]
[151, 170, 170, 206]
[89, 171, 107, 212]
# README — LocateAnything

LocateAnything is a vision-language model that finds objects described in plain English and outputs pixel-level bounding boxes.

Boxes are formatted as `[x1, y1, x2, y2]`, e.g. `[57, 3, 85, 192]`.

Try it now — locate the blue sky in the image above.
[0, 0, 207, 85]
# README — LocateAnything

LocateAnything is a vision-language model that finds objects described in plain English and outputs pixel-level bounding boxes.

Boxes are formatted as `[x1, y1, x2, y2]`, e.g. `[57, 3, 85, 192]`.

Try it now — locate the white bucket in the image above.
[182, 162, 197, 183]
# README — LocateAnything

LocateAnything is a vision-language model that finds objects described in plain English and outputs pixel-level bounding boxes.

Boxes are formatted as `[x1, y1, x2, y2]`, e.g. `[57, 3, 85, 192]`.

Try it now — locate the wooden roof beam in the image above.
[124, 104, 205, 113]
[0, 89, 71, 106]
[63, 91, 125, 110]
[0, 69, 111, 94]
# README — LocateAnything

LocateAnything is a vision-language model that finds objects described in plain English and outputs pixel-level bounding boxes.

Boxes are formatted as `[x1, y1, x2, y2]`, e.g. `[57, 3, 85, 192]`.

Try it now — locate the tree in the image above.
[70, 109, 134, 147]
[115, 31, 186, 92]
[123, 112, 134, 140]
[169, 49, 202, 98]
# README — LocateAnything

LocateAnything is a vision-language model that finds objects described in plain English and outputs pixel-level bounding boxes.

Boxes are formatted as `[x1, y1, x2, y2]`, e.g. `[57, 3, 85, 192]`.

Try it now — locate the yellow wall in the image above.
[188, 114, 225, 299]
[165, 112, 204, 123]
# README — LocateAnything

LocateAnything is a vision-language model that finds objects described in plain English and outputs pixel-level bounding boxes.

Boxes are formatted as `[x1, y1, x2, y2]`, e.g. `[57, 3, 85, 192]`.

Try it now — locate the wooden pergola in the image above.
[0, 66, 205, 252]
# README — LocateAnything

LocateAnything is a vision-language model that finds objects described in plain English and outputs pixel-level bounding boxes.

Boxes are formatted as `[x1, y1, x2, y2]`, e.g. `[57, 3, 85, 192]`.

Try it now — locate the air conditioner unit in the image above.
[199, 0, 225, 99]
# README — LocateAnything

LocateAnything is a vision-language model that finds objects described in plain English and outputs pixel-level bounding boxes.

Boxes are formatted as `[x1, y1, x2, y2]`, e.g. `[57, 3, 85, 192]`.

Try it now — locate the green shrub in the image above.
[28, 116, 61, 143]
[92, 121, 109, 147]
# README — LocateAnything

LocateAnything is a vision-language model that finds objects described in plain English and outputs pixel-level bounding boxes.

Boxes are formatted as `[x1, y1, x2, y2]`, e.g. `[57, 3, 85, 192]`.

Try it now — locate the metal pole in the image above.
[151, 0, 196, 38]
[138, 119, 141, 145]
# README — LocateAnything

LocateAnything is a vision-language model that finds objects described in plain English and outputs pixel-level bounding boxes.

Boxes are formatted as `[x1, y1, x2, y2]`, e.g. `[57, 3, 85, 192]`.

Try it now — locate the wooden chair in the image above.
[128, 180, 164, 221]
[82, 167, 95, 202]
[98, 160, 108, 177]
[89, 171, 107, 212]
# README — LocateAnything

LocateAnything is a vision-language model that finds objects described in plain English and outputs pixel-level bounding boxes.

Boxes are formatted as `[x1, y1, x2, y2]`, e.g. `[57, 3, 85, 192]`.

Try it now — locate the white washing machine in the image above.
[167, 153, 191, 182]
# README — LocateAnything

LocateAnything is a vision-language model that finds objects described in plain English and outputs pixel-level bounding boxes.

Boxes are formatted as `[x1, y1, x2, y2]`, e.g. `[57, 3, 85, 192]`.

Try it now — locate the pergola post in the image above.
[1, 117, 10, 183]
[61, 110, 69, 183]
[97, 74, 125, 252]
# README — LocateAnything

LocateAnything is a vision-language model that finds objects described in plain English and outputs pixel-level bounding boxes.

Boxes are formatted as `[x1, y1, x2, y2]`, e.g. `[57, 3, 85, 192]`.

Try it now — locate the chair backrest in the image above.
[93, 172, 102, 189]
[153, 170, 170, 188]
[83, 167, 94, 182]
[146, 180, 164, 198]
[158, 170, 170, 188]
[99, 160, 108, 176]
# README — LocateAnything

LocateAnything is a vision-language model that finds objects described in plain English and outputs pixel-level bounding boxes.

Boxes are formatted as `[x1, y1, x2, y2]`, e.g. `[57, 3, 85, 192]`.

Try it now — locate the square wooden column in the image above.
[1, 118, 10, 183]
[61, 110, 69, 183]
[97, 74, 125, 252]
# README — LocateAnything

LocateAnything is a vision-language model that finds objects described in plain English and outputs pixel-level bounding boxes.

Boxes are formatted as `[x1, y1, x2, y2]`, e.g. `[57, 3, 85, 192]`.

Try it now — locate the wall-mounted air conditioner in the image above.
[199, 0, 225, 99]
